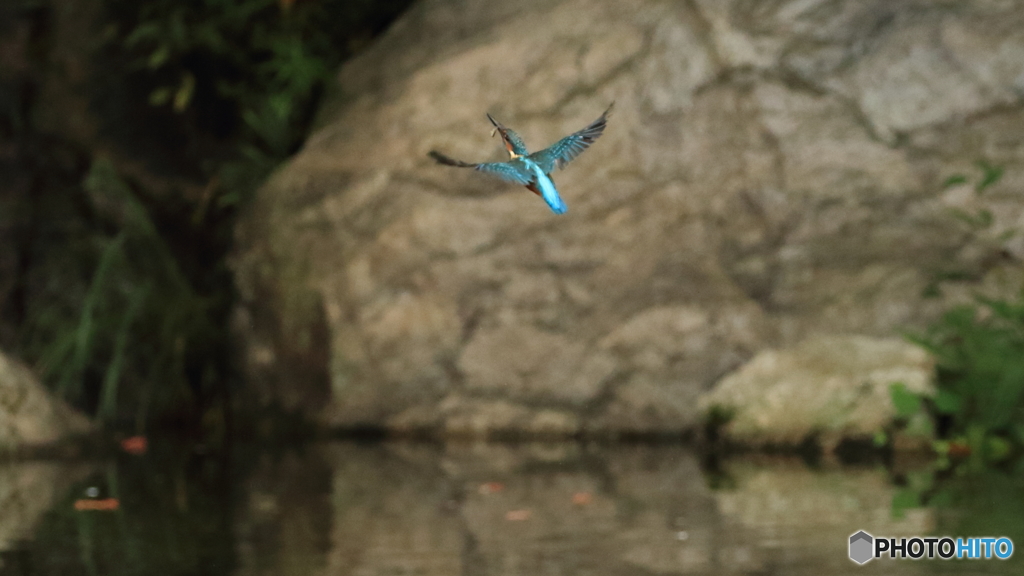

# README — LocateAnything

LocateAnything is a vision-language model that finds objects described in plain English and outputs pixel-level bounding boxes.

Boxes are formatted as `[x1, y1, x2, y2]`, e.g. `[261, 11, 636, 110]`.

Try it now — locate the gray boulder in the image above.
[233, 0, 1024, 435]
[698, 335, 934, 447]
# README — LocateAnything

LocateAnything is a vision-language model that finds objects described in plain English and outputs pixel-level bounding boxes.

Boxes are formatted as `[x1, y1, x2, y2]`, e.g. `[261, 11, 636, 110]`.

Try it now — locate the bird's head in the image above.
[486, 112, 527, 159]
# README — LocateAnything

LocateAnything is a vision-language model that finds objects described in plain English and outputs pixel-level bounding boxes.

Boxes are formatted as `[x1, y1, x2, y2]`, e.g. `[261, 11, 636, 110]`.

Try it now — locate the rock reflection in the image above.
[236, 443, 936, 576]
[712, 458, 932, 575]
[234, 450, 333, 576]
[0, 462, 91, 570]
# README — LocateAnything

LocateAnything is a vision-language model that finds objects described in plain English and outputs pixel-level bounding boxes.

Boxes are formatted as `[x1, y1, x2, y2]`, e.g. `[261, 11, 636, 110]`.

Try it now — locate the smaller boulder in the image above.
[0, 351, 93, 451]
[698, 335, 933, 448]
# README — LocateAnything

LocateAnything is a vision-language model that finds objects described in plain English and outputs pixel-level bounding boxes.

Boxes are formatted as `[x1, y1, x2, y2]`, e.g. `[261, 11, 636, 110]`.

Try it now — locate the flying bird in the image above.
[428, 103, 614, 214]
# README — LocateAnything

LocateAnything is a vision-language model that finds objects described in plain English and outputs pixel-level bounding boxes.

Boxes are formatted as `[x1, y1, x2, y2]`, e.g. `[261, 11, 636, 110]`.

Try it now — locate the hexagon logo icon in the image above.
[849, 531, 874, 564]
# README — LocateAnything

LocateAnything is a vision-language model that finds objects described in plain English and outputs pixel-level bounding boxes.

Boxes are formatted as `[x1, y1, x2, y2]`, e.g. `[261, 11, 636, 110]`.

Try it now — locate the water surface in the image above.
[1, 441, 1020, 575]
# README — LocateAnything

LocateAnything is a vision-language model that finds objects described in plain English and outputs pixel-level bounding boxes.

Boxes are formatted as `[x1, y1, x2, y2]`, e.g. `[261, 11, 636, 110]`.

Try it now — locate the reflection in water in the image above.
[1, 442, 1021, 575]
[0, 462, 91, 568]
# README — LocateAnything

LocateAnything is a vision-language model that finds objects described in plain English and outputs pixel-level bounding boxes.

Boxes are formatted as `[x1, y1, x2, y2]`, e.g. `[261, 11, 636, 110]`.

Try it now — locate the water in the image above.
[1, 441, 1021, 575]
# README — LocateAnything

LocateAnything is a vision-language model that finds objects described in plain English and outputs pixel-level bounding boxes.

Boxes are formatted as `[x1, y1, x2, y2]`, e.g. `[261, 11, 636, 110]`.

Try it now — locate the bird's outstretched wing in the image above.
[428, 151, 533, 185]
[528, 103, 613, 174]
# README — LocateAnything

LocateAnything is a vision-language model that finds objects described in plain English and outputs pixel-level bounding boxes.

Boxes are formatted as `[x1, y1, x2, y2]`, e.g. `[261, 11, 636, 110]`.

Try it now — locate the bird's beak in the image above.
[487, 113, 504, 138]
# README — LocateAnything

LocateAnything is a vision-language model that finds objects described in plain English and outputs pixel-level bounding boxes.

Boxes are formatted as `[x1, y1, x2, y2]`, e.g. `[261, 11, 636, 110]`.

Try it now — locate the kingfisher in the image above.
[429, 103, 613, 214]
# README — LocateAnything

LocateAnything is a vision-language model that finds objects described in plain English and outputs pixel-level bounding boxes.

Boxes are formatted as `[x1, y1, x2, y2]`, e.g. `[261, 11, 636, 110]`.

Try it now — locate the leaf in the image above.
[267, 92, 293, 120]
[980, 364, 1024, 429]
[920, 282, 942, 299]
[59, 234, 126, 400]
[998, 229, 1018, 241]
[948, 208, 979, 228]
[975, 160, 1004, 192]
[147, 45, 170, 69]
[173, 73, 196, 112]
[929, 488, 953, 508]
[979, 295, 1024, 324]
[948, 208, 993, 230]
[872, 430, 888, 447]
[976, 209, 993, 228]
[942, 174, 968, 188]
[149, 87, 171, 106]
[891, 488, 921, 519]
[985, 436, 1012, 462]
[890, 382, 922, 418]
[169, 8, 187, 46]
[98, 283, 150, 421]
[905, 411, 935, 438]
[934, 389, 961, 414]
[124, 22, 161, 47]
[906, 470, 934, 493]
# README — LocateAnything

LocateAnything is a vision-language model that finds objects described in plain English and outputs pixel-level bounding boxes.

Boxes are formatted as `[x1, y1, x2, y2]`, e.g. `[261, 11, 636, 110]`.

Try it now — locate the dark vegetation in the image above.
[0, 0, 411, 436]
[887, 163, 1024, 469]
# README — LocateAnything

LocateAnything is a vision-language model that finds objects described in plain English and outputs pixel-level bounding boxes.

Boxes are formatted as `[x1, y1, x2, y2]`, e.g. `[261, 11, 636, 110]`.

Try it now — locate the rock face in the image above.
[233, 0, 1024, 435]
[0, 351, 92, 450]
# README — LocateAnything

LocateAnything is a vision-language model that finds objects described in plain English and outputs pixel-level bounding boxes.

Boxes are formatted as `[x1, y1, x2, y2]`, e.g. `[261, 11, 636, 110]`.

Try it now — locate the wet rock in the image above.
[698, 335, 934, 447]
[0, 350, 92, 450]
[233, 0, 1024, 434]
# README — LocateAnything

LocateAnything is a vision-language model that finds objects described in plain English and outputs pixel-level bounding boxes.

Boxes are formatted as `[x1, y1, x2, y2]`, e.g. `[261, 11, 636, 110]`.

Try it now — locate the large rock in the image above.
[0, 351, 92, 450]
[698, 335, 934, 447]
[233, 0, 1024, 434]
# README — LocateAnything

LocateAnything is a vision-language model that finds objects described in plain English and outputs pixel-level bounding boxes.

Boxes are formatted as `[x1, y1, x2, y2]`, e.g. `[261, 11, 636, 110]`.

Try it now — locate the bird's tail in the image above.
[528, 166, 567, 215]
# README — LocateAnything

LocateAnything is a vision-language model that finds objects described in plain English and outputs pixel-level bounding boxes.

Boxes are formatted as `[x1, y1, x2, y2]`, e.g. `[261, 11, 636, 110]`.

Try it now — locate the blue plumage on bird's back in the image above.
[536, 174, 566, 215]
[525, 160, 566, 214]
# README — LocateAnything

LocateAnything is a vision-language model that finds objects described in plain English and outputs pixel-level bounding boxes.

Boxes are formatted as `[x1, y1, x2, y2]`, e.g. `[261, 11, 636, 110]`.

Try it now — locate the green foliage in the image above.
[941, 162, 1002, 232]
[115, 0, 334, 203]
[917, 292, 1024, 431]
[942, 160, 1005, 194]
[106, 0, 411, 206]
[893, 162, 1024, 470]
[975, 160, 1005, 193]
[921, 164, 1009, 300]
[889, 382, 922, 419]
[896, 291, 1024, 468]
[21, 159, 220, 429]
